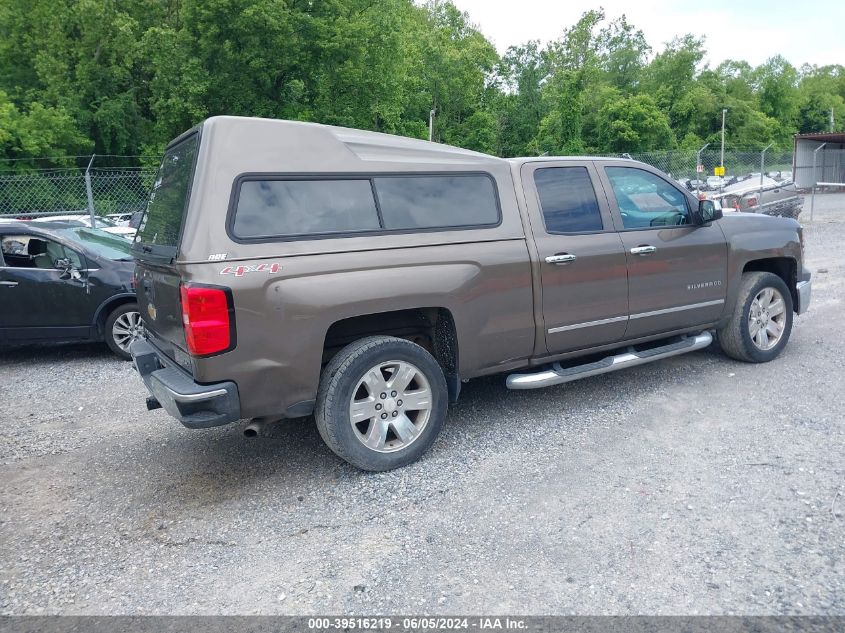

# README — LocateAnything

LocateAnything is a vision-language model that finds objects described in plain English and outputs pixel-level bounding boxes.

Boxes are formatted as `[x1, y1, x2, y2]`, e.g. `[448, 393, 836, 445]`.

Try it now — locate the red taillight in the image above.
[179, 284, 233, 356]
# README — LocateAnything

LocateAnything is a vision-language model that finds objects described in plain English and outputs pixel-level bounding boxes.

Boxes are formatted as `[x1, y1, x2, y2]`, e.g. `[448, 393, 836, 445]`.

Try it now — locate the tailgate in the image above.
[136, 260, 189, 368]
[131, 131, 199, 369]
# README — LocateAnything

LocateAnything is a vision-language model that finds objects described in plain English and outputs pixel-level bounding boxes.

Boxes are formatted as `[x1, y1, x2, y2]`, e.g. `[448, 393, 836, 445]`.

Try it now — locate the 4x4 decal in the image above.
[219, 263, 281, 277]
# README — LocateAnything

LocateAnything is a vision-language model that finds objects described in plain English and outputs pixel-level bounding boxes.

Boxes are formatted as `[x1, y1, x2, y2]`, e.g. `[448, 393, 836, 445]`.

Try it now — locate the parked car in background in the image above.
[0, 221, 142, 359]
[106, 212, 135, 227]
[128, 210, 144, 229]
[723, 175, 779, 193]
[706, 175, 725, 190]
[33, 214, 137, 241]
[717, 178, 804, 219]
[130, 116, 811, 471]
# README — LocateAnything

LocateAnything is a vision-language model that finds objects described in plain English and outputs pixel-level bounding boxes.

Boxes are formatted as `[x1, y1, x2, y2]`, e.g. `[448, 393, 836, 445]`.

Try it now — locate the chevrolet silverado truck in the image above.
[130, 116, 812, 471]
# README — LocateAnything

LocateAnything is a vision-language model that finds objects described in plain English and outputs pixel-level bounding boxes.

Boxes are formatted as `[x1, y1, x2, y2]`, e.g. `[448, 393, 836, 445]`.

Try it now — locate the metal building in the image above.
[793, 132, 845, 189]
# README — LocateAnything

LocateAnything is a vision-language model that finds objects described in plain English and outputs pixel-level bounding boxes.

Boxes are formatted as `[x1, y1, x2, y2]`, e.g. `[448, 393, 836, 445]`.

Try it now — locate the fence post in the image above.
[85, 154, 96, 225]
[760, 143, 773, 193]
[811, 143, 826, 222]
[696, 143, 710, 196]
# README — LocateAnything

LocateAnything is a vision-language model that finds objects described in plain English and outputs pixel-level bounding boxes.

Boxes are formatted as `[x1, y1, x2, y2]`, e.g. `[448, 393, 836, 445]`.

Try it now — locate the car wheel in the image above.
[315, 335, 448, 471]
[717, 272, 793, 363]
[105, 302, 144, 360]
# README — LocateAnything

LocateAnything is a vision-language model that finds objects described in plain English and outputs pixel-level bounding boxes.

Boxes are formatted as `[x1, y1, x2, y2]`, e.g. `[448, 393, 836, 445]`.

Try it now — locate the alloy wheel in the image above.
[112, 310, 144, 353]
[748, 287, 787, 350]
[348, 360, 433, 453]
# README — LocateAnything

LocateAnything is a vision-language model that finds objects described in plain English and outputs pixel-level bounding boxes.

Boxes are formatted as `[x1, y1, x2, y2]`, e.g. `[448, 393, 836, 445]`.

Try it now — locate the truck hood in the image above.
[719, 211, 800, 235]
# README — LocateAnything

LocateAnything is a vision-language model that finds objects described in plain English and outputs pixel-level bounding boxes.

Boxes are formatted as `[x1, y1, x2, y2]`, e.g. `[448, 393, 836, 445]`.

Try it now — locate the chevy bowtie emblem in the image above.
[147, 303, 157, 320]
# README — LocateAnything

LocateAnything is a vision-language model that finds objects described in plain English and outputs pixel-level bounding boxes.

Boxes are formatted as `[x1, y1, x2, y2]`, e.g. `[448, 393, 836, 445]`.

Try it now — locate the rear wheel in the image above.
[105, 302, 144, 360]
[315, 336, 447, 471]
[717, 272, 793, 363]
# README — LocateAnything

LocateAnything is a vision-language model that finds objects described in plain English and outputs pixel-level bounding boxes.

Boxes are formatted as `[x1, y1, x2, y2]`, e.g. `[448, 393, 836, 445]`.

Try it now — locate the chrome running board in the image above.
[506, 332, 713, 390]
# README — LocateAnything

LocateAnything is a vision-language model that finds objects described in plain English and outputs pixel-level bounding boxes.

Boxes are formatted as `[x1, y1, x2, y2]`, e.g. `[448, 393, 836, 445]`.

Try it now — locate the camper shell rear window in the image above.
[228, 173, 501, 241]
[133, 132, 199, 258]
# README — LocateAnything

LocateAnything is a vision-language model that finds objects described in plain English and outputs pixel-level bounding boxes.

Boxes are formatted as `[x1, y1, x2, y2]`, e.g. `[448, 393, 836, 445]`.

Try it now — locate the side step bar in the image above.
[506, 332, 713, 390]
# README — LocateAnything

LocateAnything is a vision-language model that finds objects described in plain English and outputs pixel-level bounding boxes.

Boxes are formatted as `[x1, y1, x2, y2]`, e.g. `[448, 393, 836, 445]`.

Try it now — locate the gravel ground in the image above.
[1, 197, 843, 616]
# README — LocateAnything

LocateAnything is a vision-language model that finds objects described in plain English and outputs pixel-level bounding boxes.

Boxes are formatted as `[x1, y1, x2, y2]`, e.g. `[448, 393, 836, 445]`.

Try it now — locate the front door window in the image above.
[1, 235, 83, 270]
[605, 167, 690, 229]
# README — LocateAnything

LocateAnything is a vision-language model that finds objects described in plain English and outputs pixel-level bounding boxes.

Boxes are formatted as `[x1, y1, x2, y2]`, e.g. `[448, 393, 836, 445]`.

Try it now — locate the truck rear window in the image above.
[534, 167, 603, 233]
[135, 133, 198, 254]
[230, 174, 500, 240]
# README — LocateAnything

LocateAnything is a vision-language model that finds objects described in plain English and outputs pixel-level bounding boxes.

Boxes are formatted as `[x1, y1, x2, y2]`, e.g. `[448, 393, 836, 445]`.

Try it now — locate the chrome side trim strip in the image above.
[628, 299, 724, 320]
[548, 315, 627, 334]
[547, 299, 724, 334]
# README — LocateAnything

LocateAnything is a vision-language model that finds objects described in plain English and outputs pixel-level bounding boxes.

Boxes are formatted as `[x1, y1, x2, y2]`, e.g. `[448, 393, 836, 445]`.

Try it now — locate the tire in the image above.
[315, 335, 448, 471]
[717, 272, 793, 363]
[104, 302, 143, 360]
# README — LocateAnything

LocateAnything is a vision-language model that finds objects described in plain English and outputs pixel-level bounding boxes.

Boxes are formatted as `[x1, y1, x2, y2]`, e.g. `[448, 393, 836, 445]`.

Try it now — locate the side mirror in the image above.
[55, 257, 83, 280]
[697, 199, 722, 224]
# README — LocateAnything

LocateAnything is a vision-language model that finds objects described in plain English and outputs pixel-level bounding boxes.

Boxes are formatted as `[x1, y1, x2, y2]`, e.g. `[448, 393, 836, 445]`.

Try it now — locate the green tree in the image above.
[598, 15, 650, 94]
[597, 93, 674, 152]
[0, 90, 92, 165]
[797, 64, 845, 133]
[496, 41, 549, 156]
[0, 0, 839, 164]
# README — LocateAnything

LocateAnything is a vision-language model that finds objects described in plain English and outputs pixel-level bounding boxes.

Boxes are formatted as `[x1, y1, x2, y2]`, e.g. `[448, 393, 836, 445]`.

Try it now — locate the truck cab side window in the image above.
[533, 167, 603, 234]
[605, 167, 690, 229]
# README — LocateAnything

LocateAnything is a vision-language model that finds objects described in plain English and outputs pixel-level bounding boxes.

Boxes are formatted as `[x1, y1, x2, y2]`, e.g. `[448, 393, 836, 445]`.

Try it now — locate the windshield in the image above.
[134, 133, 198, 256]
[56, 227, 133, 260]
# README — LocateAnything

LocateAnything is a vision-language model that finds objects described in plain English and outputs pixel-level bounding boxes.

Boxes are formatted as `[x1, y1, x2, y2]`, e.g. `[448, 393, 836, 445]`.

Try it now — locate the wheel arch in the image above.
[93, 293, 138, 336]
[322, 307, 461, 403]
[741, 257, 798, 312]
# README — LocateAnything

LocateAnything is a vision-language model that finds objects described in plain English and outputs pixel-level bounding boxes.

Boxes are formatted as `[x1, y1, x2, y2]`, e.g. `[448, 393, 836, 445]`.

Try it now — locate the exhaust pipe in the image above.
[243, 416, 283, 438]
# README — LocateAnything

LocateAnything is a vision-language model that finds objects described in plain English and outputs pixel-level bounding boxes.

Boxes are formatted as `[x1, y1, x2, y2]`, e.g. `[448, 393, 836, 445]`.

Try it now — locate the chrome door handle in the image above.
[0, 281, 18, 287]
[630, 245, 657, 256]
[545, 254, 577, 265]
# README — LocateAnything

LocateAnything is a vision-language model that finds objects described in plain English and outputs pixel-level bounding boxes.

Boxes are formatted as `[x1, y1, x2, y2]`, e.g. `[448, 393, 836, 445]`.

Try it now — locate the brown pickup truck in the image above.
[130, 116, 812, 471]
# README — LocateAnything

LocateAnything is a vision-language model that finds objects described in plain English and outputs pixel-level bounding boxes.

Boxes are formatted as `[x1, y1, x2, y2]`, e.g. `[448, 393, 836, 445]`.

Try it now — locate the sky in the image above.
[447, 0, 845, 69]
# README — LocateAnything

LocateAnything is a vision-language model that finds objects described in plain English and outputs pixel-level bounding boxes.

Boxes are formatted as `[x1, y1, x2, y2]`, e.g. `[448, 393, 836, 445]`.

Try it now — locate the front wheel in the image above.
[105, 302, 144, 360]
[315, 336, 448, 471]
[717, 272, 793, 363]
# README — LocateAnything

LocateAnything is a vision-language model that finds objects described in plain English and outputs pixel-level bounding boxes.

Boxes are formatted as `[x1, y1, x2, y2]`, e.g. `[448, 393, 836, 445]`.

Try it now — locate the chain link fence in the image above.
[0, 148, 795, 219]
[0, 157, 156, 219]
[621, 148, 794, 185]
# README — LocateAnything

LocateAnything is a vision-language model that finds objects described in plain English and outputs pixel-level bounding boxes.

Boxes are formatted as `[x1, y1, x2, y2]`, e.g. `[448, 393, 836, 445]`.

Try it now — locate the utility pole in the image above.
[831, 107, 836, 133]
[719, 108, 728, 193]
[429, 107, 436, 142]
